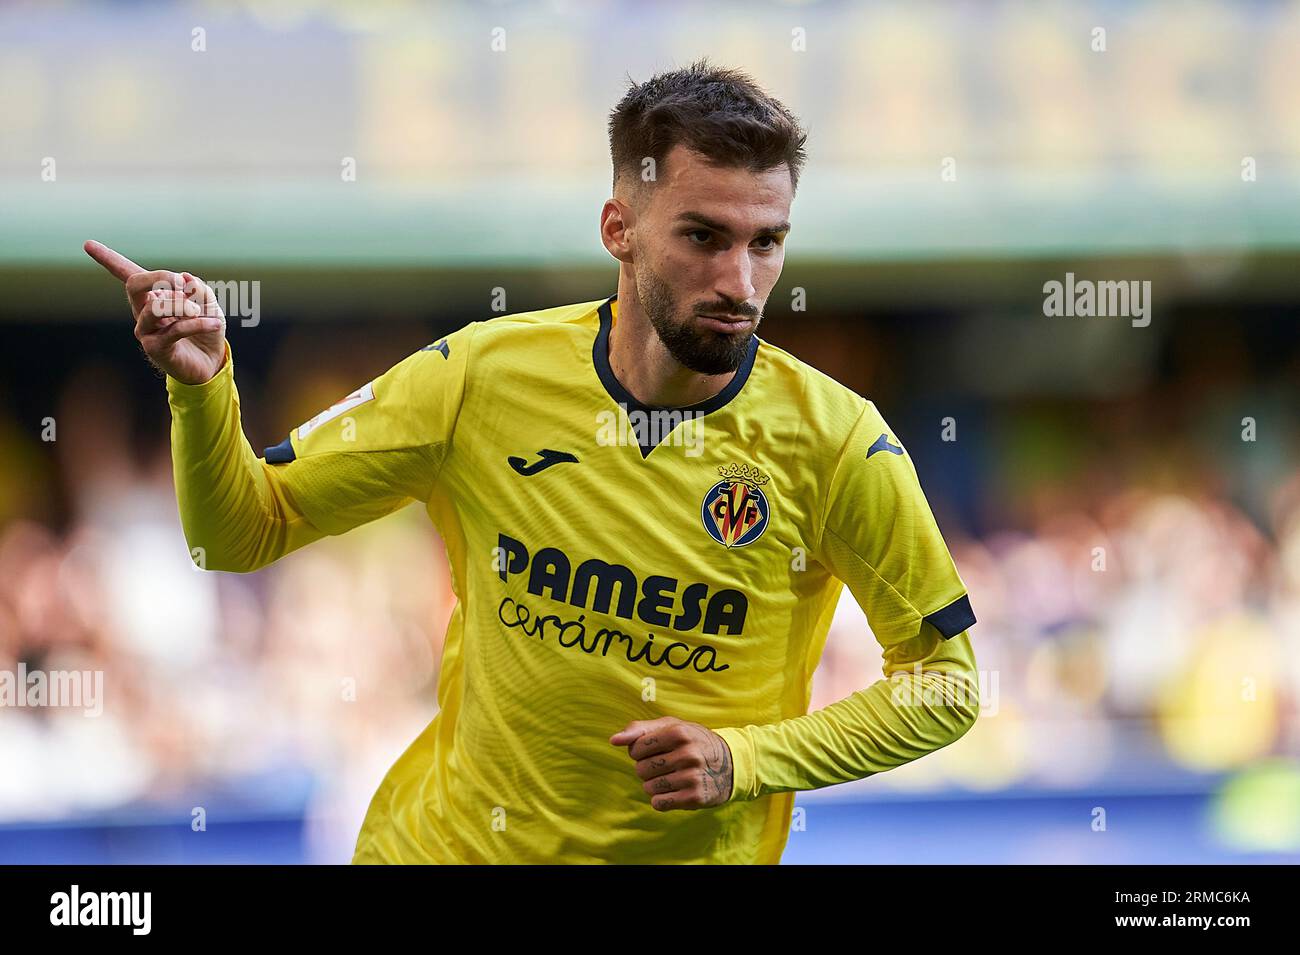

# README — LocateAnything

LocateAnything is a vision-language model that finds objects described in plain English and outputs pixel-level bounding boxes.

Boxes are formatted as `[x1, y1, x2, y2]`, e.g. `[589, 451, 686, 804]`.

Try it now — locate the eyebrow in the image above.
[676, 211, 791, 237]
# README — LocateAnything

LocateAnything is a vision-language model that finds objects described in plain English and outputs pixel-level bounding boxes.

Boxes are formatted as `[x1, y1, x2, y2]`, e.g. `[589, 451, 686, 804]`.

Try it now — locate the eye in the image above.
[686, 229, 713, 245]
[752, 235, 781, 251]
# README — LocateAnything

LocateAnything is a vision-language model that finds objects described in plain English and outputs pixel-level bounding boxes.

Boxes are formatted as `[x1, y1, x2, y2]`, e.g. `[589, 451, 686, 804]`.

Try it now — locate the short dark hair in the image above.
[608, 59, 808, 195]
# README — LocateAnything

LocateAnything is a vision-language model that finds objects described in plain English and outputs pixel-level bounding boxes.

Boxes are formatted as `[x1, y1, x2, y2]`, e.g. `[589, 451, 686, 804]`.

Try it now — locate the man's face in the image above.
[627, 145, 793, 377]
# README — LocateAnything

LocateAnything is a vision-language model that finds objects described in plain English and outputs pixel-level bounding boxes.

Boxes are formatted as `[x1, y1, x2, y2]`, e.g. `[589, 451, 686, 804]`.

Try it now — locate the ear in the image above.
[599, 198, 634, 264]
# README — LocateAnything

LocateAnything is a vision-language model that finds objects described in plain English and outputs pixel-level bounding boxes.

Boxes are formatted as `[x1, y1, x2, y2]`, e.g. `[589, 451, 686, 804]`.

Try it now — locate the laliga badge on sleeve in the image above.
[296, 381, 376, 440]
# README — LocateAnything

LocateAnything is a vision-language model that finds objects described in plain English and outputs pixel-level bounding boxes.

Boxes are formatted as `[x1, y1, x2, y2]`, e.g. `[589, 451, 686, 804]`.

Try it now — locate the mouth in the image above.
[696, 313, 756, 334]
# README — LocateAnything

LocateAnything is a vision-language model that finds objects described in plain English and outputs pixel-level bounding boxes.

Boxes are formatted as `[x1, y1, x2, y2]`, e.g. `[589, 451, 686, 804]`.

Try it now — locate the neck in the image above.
[607, 276, 737, 408]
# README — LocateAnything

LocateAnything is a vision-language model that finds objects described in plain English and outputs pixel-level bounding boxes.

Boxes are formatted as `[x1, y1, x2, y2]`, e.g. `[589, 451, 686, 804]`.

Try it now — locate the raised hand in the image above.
[84, 239, 228, 385]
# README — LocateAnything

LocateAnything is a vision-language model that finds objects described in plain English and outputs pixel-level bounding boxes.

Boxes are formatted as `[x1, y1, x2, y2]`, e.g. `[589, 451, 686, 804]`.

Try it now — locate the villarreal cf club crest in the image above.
[702, 463, 771, 548]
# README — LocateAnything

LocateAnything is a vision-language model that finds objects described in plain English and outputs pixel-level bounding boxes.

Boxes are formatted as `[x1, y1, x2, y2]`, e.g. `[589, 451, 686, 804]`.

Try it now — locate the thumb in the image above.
[609, 716, 677, 747]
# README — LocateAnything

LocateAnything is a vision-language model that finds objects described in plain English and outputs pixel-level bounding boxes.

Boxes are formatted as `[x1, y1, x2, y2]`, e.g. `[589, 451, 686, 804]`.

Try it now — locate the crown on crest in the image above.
[717, 462, 770, 487]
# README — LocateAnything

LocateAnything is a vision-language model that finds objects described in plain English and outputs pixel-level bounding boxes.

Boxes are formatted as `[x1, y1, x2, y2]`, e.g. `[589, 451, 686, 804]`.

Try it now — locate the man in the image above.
[86, 60, 979, 864]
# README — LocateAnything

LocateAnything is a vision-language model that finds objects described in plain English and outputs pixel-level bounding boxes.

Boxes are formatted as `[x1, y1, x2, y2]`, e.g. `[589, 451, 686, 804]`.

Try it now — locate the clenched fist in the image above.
[84, 239, 227, 385]
[610, 716, 734, 811]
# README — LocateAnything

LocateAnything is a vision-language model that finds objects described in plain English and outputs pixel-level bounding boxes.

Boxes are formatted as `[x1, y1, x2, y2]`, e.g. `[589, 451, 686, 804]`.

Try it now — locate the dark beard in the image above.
[640, 269, 758, 377]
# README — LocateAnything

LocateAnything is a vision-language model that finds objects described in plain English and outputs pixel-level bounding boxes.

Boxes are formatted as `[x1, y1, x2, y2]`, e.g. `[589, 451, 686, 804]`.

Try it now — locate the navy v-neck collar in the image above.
[592, 294, 760, 458]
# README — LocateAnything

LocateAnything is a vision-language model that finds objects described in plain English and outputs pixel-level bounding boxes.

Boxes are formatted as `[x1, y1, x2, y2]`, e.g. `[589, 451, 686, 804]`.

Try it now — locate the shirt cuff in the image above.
[922, 593, 977, 639]
[713, 725, 758, 802]
[165, 339, 233, 407]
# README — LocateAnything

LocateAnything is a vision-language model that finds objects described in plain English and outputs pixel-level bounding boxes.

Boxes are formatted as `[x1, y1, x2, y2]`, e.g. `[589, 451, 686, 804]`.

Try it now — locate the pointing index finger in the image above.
[83, 239, 145, 283]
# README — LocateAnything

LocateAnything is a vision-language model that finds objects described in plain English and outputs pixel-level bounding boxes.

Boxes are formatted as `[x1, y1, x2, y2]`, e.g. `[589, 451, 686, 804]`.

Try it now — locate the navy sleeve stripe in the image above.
[923, 594, 976, 639]
[262, 436, 295, 464]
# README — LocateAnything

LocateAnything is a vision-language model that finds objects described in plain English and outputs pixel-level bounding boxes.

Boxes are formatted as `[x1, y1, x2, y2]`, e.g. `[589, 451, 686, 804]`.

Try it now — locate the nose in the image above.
[713, 246, 756, 308]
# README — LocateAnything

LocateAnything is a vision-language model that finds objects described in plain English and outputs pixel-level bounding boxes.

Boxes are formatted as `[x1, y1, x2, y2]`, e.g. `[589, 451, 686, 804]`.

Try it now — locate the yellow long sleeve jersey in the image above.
[167, 295, 980, 864]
